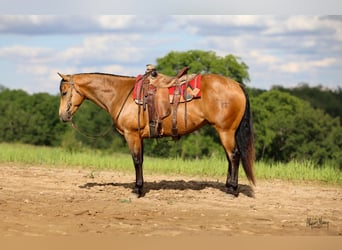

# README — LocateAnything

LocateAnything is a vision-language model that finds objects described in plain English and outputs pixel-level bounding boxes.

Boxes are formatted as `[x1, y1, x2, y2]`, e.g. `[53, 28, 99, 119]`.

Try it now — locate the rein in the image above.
[113, 83, 135, 124]
[71, 120, 114, 139]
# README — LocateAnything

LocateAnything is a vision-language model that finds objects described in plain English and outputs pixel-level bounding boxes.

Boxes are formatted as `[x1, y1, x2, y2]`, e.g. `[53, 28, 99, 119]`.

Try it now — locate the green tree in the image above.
[156, 50, 250, 85]
[273, 84, 342, 123]
[24, 93, 66, 146]
[251, 90, 342, 165]
[0, 88, 67, 146]
[0, 89, 31, 142]
[180, 131, 222, 159]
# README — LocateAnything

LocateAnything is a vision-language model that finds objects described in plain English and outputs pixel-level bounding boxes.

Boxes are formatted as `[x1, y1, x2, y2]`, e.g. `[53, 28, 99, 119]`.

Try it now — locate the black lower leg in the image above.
[226, 148, 240, 196]
[132, 153, 144, 197]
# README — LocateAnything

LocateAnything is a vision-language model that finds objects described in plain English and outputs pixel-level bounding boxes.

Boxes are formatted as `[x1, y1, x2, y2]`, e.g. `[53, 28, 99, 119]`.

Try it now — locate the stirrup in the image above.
[149, 121, 163, 138]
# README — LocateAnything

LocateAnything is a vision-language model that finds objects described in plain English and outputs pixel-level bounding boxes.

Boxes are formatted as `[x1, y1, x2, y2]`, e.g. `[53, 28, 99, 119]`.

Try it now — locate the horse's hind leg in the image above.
[226, 146, 240, 196]
[217, 129, 240, 196]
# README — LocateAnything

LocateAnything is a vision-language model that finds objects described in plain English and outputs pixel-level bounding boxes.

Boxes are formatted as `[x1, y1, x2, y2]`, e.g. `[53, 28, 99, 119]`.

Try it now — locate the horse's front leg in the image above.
[132, 151, 144, 197]
[124, 133, 144, 197]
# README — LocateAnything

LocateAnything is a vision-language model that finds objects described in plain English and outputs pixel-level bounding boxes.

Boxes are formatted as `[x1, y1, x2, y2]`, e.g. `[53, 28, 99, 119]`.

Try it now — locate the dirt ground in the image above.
[0, 164, 341, 237]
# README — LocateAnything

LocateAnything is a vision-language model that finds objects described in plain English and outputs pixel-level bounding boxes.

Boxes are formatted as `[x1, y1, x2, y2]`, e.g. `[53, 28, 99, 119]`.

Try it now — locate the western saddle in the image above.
[138, 65, 197, 140]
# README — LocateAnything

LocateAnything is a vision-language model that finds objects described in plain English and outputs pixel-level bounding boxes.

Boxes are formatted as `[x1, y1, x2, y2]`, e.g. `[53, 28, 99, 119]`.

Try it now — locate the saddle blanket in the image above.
[133, 74, 202, 104]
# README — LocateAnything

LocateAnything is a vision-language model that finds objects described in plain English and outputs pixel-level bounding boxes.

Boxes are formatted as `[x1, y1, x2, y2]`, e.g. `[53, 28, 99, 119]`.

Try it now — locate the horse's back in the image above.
[201, 74, 244, 96]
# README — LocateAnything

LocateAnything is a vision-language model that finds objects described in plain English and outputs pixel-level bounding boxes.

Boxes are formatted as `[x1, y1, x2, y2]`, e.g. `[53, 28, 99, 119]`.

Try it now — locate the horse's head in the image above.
[58, 73, 85, 122]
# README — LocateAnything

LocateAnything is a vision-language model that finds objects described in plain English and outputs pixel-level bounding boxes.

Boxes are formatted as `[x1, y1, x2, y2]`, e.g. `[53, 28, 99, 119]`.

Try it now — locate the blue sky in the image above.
[0, 15, 341, 94]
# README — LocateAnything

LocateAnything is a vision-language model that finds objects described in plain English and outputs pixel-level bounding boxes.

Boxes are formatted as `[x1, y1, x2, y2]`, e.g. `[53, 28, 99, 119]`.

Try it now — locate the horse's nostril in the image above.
[59, 113, 71, 122]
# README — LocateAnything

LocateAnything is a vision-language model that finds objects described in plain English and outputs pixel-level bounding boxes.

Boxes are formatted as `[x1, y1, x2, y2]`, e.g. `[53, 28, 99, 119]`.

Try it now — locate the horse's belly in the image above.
[158, 101, 207, 136]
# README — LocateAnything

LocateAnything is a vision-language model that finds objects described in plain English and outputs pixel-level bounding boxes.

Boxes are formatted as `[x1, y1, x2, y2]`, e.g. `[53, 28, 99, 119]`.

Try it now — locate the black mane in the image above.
[75, 72, 136, 79]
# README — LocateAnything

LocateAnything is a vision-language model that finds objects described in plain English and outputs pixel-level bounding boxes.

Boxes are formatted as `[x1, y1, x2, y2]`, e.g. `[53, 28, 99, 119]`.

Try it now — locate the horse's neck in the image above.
[81, 74, 134, 115]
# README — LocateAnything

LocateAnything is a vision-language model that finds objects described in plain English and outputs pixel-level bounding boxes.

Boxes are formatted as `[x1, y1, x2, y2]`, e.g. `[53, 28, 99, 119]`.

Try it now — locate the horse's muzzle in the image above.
[59, 112, 72, 122]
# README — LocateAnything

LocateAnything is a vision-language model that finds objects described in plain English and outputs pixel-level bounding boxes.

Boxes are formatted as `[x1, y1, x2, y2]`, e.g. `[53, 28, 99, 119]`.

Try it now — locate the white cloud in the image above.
[249, 50, 279, 64]
[101, 64, 139, 76]
[278, 57, 338, 73]
[175, 15, 270, 35]
[59, 34, 145, 64]
[264, 16, 319, 34]
[0, 45, 53, 61]
[17, 64, 50, 75]
[97, 16, 135, 29]
[0, 15, 169, 35]
[264, 15, 342, 43]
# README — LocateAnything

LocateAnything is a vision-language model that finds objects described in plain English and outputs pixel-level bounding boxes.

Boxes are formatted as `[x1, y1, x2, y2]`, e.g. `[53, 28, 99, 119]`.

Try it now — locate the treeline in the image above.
[0, 86, 126, 153]
[1, 84, 341, 168]
[0, 87, 65, 146]
[272, 84, 342, 123]
[250, 88, 342, 166]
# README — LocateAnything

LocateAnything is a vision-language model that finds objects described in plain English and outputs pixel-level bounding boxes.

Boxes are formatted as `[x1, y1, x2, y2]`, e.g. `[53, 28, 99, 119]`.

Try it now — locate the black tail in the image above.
[235, 86, 255, 185]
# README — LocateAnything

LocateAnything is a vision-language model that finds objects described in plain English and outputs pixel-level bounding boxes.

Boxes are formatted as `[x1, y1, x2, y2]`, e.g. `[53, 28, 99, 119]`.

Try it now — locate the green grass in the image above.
[0, 143, 341, 185]
[255, 161, 341, 184]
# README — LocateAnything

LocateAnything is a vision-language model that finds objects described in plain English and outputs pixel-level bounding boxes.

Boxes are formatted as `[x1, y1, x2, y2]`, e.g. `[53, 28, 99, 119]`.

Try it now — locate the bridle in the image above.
[61, 75, 134, 139]
[63, 76, 84, 120]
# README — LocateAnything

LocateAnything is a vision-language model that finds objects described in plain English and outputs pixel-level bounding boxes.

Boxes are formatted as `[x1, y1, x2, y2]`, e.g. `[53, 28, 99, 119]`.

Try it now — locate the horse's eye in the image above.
[151, 70, 158, 78]
[62, 91, 67, 96]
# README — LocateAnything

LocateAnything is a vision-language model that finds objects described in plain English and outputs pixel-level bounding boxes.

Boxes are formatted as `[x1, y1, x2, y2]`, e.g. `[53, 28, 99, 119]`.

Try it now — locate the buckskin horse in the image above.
[58, 71, 255, 197]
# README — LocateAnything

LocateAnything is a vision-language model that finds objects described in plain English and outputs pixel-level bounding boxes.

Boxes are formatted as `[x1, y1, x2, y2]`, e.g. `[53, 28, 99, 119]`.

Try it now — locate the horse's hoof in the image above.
[226, 185, 239, 197]
[132, 187, 144, 198]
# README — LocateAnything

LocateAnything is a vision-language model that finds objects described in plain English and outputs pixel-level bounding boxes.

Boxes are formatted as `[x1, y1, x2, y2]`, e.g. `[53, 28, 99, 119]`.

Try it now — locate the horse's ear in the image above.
[57, 72, 71, 81]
